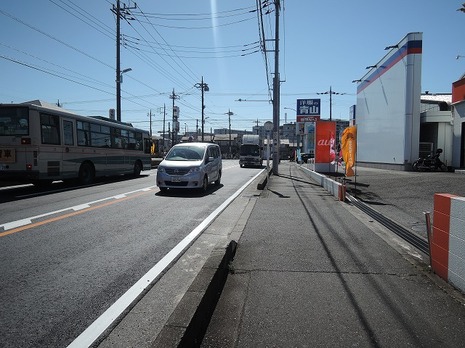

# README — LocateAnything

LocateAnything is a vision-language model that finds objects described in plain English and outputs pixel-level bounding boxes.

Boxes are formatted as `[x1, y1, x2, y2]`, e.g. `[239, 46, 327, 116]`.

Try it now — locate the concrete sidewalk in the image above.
[201, 162, 465, 347]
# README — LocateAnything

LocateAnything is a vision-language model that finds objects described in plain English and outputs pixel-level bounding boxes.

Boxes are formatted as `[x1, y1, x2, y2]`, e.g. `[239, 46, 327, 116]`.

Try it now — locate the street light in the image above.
[194, 76, 209, 142]
[116, 67, 131, 122]
[120, 68, 132, 82]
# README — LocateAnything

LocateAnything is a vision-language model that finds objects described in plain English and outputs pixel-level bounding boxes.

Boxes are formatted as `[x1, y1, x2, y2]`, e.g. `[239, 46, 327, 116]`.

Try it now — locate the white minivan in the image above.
[156, 142, 222, 192]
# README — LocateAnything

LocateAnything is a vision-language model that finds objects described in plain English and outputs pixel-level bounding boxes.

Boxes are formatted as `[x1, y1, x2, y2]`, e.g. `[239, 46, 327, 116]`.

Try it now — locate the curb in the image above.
[152, 240, 238, 347]
[256, 169, 271, 190]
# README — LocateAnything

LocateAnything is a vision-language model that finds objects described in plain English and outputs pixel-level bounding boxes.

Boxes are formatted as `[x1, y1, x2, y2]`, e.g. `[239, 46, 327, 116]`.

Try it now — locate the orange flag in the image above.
[341, 126, 357, 177]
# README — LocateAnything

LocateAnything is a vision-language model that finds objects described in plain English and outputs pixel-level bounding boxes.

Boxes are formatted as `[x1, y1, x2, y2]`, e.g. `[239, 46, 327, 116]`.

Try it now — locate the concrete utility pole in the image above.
[317, 86, 346, 121]
[226, 109, 234, 156]
[272, 0, 281, 175]
[148, 109, 152, 137]
[162, 104, 166, 152]
[169, 89, 179, 146]
[194, 77, 209, 142]
[113, 0, 136, 122]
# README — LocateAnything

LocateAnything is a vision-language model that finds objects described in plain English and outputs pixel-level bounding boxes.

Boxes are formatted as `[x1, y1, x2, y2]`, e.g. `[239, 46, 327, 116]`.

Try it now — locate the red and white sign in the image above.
[296, 115, 320, 123]
[315, 121, 336, 164]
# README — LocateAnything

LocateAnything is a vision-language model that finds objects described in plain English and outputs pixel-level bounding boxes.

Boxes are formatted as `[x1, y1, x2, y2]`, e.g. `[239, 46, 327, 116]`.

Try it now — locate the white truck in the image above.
[239, 134, 263, 168]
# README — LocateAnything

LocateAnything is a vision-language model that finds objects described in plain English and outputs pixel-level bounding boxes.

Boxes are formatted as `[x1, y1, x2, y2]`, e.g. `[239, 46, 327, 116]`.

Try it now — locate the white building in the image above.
[354, 32, 423, 170]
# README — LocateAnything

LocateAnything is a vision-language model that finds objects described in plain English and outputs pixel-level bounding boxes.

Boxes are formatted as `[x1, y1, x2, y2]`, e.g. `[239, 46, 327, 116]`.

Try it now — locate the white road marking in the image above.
[0, 186, 157, 231]
[3, 219, 32, 230]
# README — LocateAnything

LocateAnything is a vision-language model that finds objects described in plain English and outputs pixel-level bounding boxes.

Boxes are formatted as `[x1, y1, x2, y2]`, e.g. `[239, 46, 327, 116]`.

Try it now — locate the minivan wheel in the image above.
[200, 175, 209, 192]
[214, 171, 221, 186]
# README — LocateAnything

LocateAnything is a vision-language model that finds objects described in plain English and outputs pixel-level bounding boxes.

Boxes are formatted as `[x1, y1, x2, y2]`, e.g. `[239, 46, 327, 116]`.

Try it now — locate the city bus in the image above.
[0, 100, 152, 186]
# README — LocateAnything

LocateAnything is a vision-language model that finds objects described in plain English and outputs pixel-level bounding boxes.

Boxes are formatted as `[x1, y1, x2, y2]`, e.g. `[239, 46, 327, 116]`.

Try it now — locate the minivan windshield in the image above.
[165, 145, 205, 161]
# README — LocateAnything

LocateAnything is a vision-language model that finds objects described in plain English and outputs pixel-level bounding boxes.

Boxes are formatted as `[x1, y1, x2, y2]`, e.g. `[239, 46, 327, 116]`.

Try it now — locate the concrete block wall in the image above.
[432, 193, 465, 292]
[299, 167, 345, 201]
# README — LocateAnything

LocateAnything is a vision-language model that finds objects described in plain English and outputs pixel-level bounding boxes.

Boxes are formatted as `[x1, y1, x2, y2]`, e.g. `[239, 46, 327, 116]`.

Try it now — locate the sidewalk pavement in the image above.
[200, 161, 465, 347]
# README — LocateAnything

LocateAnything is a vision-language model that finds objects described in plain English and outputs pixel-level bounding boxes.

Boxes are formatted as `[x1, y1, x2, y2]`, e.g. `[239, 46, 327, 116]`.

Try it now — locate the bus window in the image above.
[0, 107, 29, 136]
[145, 138, 152, 154]
[63, 120, 74, 146]
[40, 114, 60, 145]
[121, 129, 129, 149]
[90, 123, 111, 148]
[77, 121, 90, 146]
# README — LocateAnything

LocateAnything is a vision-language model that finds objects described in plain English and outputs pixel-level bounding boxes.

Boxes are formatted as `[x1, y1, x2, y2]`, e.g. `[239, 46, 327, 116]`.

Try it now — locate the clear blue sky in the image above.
[1, 1, 464, 134]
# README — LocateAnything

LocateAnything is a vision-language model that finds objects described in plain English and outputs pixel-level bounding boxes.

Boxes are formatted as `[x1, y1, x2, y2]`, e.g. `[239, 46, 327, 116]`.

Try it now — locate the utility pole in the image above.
[226, 109, 234, 156]
[162, 104, 166, 153]
[272, 0, 281, 175]
[194, 77, 209, 142]
[112, 0, 136, 122]
[148, 109, 152, 137]
[169, 89, 179, 146]
[317, 86, 346, 121]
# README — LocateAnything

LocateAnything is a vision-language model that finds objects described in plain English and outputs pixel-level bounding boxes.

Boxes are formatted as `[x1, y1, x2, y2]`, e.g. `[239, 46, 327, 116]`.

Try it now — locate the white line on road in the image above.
[67, 170, 265, 348]
[0, 186, 157, 231]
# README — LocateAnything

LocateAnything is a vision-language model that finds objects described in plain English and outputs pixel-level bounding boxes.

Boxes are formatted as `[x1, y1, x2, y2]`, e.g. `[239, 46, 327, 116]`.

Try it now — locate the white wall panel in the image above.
[355, 32, 422, 166]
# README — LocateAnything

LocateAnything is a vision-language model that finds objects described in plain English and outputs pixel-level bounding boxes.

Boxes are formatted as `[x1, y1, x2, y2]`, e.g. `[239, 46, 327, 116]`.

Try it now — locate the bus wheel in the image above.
[78, 162, 95, 185]
[133, 161, 142, 177]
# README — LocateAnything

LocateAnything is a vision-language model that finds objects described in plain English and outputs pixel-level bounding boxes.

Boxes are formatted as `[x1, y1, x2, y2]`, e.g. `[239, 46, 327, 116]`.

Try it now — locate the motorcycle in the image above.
[412, 148, 448, 171]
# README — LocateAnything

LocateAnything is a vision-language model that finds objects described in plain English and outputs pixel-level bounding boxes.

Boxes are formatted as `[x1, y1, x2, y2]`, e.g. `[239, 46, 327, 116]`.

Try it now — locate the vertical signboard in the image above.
[314, 120, 336, 172]
[296, 99, 320, 155]
[296, 99, 321, 122]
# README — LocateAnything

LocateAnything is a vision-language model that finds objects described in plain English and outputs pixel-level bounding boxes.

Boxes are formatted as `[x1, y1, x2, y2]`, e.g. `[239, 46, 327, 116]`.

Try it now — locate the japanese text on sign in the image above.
[296, 99, 320, 116]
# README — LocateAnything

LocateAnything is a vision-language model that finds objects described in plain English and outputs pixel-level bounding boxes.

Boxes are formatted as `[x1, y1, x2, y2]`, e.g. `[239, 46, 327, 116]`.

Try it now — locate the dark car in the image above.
[300, 153, 313, 163]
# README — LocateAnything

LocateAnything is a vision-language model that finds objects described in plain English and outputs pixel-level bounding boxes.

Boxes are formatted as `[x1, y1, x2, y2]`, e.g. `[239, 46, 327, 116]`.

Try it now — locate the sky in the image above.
[1, 1, 465, 135]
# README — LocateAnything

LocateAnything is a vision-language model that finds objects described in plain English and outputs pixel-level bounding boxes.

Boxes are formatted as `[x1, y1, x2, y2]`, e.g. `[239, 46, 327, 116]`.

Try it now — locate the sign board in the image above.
[297, 115, 320, 122]
[264, 121, 273, 131]
[296, 99, 320, 117]
[315, 120, 336, 164]
[173, 106, 179, 117]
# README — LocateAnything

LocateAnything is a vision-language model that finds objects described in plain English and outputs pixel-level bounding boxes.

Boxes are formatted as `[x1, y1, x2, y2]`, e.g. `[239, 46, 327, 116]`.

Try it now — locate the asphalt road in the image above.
[0, 160, 263, 348]
[338, 166, 465, 239]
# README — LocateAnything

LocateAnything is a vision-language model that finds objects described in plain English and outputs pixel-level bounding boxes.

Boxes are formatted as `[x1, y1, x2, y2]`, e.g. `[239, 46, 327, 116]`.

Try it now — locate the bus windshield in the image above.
[0, 107, 29, 136]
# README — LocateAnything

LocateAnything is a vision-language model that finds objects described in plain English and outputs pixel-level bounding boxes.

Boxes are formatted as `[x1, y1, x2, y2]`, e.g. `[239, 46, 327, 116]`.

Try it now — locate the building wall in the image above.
[420, 110, 453, 166]
[355, 32, 422, 169]
[452, 101, 465, 167]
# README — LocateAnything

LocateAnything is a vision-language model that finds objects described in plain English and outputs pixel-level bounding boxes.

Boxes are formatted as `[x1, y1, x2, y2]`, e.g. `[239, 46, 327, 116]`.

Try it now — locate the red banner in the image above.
[315, 121, 336, 164]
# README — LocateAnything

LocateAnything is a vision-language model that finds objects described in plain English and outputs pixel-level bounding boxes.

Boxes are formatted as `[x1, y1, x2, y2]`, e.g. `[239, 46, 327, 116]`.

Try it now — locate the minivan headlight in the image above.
[188, 167, 200, 174]
[158, 166, 166, 173]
